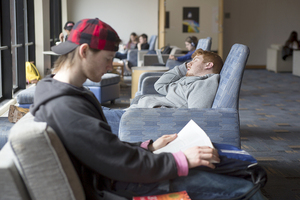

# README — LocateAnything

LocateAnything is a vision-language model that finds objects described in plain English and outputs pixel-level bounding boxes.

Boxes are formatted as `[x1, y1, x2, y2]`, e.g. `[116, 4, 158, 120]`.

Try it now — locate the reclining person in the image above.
[31, 18, 266, 200]
[130, 48, 223, 109]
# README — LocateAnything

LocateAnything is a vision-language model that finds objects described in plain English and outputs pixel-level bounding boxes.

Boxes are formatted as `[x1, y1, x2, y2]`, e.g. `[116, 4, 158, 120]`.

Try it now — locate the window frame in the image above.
[0, 0, 35, 101]
[0, 0, 13, 100]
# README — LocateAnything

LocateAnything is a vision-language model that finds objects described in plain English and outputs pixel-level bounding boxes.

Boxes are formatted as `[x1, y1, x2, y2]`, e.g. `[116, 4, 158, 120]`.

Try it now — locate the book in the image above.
[153, 119, 214, 154]
[133, 190, 191, 200]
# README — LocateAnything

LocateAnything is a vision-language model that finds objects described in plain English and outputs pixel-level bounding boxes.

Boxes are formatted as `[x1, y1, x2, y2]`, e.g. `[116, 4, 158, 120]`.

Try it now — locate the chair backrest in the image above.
[196, 37, 212, 51]
[0, 144, 31, 200]
[212, 43, 250, 109]
[148, 35, 157, 51]
[0, 113, 85, 200]
[127, 49, 139, 68]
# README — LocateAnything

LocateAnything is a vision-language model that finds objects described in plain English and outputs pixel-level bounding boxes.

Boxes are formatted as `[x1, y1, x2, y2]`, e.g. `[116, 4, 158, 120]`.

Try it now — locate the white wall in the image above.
[166, 0, 219, 51]
[65, 0, 300, 66]
[224, 0, 300, 65]
[66, 0, 158, 46]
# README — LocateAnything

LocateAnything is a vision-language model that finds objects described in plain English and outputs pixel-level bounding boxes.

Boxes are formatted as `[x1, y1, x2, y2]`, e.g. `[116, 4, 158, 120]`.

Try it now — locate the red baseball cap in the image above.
[52, 18, 120, 55]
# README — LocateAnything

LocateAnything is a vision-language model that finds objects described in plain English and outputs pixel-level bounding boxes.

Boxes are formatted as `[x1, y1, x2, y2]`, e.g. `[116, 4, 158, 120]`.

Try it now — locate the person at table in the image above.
[282, 31, 300, 60]
[30, 17, 267, 200]
[168, 36, 198, 62]
[115, 32, 138, 60]
[137, 33, 150, 50]
[58, 21, 75, 43]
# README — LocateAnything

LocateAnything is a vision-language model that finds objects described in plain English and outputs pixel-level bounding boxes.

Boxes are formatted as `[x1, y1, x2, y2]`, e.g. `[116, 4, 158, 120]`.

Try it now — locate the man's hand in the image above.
[137, 43, 142, 50]
[59, 32, 64, 42]
[148, 134, 177, 152]
[183, 146, 220, 169]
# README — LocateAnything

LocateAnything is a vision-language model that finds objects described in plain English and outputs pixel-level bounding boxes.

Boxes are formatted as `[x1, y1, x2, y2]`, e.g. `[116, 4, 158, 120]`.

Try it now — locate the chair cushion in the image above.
[83, 73, 120, 87]
[8, 113, 85, 200]
[16, 85, 36, 104]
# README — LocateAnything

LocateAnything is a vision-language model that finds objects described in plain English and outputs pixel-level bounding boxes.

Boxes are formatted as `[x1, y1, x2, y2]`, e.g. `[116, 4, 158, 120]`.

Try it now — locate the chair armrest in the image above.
[138, 51, 148, 66]
[135, 76, 161, 97]
[136, 72, 166, 95]
[127, 50, 148, 67]
[119, 108, 241, 148]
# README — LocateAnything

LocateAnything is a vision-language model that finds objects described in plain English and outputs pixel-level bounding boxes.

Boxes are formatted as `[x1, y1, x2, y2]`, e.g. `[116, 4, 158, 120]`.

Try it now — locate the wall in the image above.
[66, 0, 158, 47]
[166, 0, 219, 51]
[224, 0, 300, 65]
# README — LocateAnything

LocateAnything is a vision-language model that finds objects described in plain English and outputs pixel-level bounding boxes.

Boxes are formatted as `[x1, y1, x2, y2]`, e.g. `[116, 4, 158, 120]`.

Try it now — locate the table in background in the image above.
[131, 66, 169, 99]
[112, 61, 124, 77]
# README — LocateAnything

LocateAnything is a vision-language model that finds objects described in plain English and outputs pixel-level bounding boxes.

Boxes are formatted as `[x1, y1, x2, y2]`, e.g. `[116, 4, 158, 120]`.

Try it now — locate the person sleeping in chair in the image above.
[130, 49, 224, 109]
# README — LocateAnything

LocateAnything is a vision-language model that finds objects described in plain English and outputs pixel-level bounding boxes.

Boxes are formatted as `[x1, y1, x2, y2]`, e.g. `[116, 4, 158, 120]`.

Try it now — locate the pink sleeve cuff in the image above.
[172, 151, 189, 176]
[140, 140, 151, 150]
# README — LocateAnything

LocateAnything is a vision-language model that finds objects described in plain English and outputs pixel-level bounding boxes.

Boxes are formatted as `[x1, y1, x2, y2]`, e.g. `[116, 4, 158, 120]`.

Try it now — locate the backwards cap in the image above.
[64, 21, 75, 31]
[52, 18, 120, 55]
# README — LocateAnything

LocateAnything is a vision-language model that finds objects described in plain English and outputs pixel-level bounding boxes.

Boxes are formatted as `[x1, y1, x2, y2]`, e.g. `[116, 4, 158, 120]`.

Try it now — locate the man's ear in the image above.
[79, 43, 89, 59]
[205, 62, 214, 69]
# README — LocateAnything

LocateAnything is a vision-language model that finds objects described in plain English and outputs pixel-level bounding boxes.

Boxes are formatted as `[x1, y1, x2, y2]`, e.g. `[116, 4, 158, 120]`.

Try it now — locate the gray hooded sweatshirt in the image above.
[131, 63, 220, 108]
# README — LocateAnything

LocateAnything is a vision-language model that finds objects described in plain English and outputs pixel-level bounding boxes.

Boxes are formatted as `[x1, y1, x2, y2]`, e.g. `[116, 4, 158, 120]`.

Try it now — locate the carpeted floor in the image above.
[1, 70, 300, 199]
[238, 69, 300, 200]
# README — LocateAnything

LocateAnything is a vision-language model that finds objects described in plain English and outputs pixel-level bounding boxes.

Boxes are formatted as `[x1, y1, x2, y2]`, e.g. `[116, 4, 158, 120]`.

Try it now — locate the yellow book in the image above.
[133, 191, 191, 200]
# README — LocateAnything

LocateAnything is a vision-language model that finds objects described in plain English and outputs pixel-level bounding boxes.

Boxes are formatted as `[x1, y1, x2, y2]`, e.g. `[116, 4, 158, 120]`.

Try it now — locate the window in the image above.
[0, 0, 13, 100]
[50, 0, 62, 66]
[0, 0, 35, 101]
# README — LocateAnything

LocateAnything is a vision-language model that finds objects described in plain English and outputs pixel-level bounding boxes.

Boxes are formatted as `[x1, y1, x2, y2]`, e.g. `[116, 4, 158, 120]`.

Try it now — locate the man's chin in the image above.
[89, 76, 102, 83]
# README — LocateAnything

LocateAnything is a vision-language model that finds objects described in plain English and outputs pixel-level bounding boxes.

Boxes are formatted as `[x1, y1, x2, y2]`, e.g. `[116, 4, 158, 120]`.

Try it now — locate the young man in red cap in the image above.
[30, 18, 266, 200]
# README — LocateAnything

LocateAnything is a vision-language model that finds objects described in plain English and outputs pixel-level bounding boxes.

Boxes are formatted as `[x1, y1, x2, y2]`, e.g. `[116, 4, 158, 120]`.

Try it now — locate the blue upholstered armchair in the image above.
[127, 35, 157, 68]
[119, 44, 250, 148]
[134, 37, 212, 97]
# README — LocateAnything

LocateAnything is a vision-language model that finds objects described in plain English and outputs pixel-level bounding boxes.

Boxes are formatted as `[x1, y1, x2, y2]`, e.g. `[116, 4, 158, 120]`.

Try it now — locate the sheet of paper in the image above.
[153, 119, 213, 154]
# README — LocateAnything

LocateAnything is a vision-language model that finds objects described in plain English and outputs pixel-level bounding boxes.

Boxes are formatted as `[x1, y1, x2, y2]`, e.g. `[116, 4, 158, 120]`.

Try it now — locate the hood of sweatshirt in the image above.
[30, 74, 98, 116]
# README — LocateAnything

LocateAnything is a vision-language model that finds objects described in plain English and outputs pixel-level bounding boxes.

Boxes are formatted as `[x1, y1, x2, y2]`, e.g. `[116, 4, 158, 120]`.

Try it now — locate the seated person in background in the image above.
[130, 48, 223, 109]
[282, 31, 300, 60]
[169, 36, 198, 62]
[32, 18, 267, 200]
[115, 32, 138, 60]
[58, 21, 75, 43]
[137, 33, 149, 50]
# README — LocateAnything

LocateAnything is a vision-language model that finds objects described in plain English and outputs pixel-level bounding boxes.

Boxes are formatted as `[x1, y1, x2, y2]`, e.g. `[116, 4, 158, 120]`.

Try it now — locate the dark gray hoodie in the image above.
[30, 75, 178, 199]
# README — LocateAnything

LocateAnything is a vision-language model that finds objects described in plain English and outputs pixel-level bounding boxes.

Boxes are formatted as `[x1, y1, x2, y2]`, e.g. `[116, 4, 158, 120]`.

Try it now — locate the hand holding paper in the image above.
[153, 120, 220, 168]
[149, 133, 178, 152]
[153, 120, 214, 154]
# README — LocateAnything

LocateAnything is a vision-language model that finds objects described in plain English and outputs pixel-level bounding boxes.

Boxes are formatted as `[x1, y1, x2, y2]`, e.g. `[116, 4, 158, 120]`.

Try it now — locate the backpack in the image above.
[26, 61, 41, 83]
[196, 143, 268, 200]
